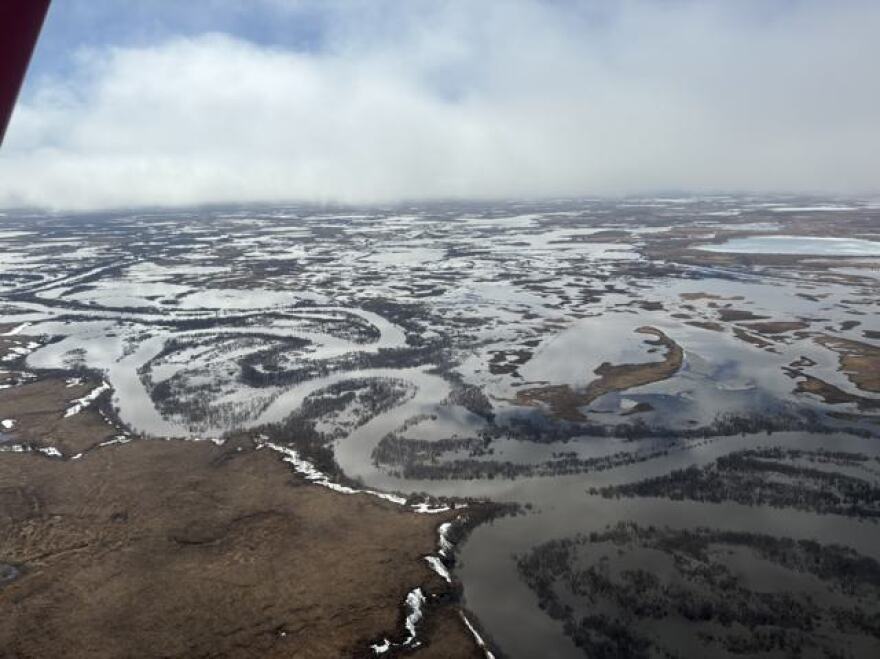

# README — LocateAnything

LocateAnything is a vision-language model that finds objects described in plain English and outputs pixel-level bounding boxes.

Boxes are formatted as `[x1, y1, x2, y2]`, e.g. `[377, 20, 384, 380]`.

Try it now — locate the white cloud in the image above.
[2, 0, 879, 209]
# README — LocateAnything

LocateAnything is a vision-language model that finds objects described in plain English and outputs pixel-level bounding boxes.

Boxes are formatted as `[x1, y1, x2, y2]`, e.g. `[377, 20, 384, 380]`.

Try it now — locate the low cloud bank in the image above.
[2, 0, 879, 209]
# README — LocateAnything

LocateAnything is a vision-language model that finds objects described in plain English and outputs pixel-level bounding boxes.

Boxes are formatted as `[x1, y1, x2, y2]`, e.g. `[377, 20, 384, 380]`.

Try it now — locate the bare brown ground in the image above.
[0, 377, 116, 456]
[685, 320, 724, 332]
[575, 229, 630, 242]
[411, 609, 483, 659]
[815, 335, 880, 393]
[794, 374, 880, 412]
[516, 327, 683, 421]
[741, 321, 810, 335]
[0, 375, 483, 658]
[731, 327, 775, 350]
[717, 308, 770, 322]
[0, 438, 484, 658]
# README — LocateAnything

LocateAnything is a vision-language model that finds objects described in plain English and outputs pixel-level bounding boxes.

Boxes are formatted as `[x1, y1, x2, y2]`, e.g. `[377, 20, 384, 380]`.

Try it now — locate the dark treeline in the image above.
[239, 342, 449, 388]
[517, 522, 880, 658]
[598, 448, 880, 518]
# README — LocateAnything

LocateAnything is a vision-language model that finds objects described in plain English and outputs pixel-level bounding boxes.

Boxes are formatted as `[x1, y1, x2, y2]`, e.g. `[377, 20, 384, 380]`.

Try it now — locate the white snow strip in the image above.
[374, 491, 409, 505]
[370, 639, 391, 654]
[437, 522, 454, 558]
[37, 446, 62, 458]
[2, 322, 31, 336]
[410, 502, 452, 514]
[98, 435, 133, 447]
[402, 588, 426, 646]
[65, 377, 83, 388]
[1, 419, 15, 430]
[424, 556, 451, 583]
[369, 587, 427, 655]
[258, 440, 422, 508]
[460, 612, 496, 659]
[64, 381, 110, 417]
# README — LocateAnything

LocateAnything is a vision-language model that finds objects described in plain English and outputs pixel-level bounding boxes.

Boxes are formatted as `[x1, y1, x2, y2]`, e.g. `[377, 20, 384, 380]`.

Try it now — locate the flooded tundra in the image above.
[1, 196, 878, 657]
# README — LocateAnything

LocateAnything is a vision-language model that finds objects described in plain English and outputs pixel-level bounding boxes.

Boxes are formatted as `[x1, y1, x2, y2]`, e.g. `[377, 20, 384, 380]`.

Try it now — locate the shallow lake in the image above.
[698, 235, 880, 255]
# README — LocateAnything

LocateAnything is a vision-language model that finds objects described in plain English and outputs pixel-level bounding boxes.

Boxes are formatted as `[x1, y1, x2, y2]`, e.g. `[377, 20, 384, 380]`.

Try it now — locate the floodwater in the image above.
[0, 198, 878, 657]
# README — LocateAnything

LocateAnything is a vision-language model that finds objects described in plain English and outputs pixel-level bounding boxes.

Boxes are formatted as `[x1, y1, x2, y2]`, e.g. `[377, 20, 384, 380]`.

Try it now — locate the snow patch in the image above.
[424, 556, 451, 583]
[0, 442, 61, 458]
[64, 381, 110, 417]
[437, 522, 454, 558]
[1, 341, 40, 362]
[411, 502, 453, 514]
[370, 639, 391, 654]
[402, 588, 426, 646]
[369, 587, 427, 655]
[98, 435, 133, 447]
[460, 612, 496, 659]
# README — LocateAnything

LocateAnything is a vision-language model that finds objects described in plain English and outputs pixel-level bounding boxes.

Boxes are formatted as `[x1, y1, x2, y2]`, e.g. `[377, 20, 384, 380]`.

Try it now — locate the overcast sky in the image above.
[1, 0, 878, 210]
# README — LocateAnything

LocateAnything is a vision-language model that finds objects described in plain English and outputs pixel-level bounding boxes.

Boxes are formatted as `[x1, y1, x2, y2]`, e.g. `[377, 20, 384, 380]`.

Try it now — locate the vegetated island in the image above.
[515, 326, 683, 421]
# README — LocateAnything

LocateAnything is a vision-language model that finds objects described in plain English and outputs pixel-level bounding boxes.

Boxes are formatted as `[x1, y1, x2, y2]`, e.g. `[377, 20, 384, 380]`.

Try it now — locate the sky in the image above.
[1, 0, 878, 210]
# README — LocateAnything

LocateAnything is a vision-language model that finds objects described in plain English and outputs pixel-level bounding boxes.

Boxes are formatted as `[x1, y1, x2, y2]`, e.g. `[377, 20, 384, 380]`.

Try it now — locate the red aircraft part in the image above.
[0, 0, 51, 146]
